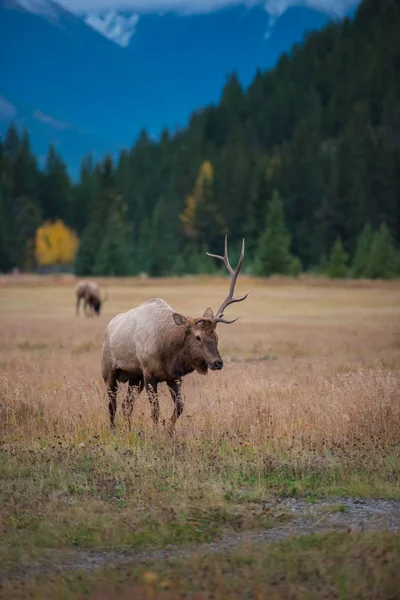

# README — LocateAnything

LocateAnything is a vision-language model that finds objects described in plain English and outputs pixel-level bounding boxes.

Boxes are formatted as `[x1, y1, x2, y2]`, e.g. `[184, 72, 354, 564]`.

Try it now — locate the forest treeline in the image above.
[0, 0, 399, 278]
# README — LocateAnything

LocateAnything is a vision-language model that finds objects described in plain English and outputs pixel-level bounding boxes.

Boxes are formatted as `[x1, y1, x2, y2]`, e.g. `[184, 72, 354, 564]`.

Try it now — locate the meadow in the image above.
[0, 275, 399, 598]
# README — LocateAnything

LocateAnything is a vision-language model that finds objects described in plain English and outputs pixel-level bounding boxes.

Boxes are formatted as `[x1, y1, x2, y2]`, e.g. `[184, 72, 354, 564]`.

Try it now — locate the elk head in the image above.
[92, 297, 102, 315]
[172, 236, 248, 374]
[93, 286, 109, 316]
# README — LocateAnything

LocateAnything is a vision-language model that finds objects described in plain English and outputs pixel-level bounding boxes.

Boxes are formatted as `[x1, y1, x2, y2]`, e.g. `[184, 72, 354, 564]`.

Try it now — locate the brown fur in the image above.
[101, 300, 223, 430]
[101, 236, 247, 431]
[75, 280, 105, 317]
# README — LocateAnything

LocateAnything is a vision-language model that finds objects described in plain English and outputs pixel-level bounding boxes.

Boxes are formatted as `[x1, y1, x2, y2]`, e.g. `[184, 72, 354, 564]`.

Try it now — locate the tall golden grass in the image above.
[1, 277, 399, 456]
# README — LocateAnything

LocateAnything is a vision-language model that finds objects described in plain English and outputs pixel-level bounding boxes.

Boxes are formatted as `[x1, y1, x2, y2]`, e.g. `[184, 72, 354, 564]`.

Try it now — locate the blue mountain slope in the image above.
[0, 0, 336, 175]
[0, 95, 119, 179]
[0, 0, 152, 138]
[130, 5, 330, 89]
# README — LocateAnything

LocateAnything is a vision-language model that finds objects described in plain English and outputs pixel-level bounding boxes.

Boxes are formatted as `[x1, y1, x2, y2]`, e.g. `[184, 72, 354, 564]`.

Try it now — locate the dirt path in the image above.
[2, 497, 400, 583]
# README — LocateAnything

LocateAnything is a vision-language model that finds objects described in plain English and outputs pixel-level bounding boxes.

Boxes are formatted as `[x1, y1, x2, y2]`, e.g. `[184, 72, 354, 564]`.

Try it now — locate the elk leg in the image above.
[145, 376, 159, 426]
[76, 296, 81, 316]
[83, 299, 90, 317]
[107, 375, 118, 428]
[167, 378, 183, 433]
[122, 375, 143, 427]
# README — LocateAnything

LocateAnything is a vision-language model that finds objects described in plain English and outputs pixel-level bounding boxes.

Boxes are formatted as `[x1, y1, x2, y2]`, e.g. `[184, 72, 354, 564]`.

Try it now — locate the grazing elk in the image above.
[76, 280, 108, 317]
[101, 236, 248, 430]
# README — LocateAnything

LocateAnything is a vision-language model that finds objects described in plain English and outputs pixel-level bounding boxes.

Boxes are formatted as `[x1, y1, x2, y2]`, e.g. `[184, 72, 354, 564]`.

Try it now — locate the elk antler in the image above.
[206, 235, 248, 324]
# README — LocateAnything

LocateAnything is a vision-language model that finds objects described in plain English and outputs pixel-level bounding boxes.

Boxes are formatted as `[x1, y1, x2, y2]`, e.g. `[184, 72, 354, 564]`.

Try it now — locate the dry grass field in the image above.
[1, 275, 400, 598]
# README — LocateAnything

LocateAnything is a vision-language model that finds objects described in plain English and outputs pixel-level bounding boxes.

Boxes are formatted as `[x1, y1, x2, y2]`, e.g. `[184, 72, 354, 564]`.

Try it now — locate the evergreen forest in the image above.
[1, 0, 399, 278]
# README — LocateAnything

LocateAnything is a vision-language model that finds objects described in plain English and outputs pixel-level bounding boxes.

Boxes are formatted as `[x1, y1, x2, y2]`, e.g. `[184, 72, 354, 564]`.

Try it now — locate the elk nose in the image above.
[214, 359, 223, 370]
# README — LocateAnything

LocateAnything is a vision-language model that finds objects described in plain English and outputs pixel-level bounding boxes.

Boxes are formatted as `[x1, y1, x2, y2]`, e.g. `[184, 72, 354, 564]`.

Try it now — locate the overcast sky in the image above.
[58, 0, 361, 17]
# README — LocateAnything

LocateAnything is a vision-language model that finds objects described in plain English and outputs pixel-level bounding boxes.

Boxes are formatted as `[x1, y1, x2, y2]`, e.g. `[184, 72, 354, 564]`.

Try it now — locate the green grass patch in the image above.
[1, 432, 399, 568]
[2, 532, 399, 600]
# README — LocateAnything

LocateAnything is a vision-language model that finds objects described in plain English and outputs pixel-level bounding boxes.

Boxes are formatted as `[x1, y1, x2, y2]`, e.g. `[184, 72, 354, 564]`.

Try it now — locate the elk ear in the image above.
[203, 307, 214, 320]
[173, 313, 190, 328]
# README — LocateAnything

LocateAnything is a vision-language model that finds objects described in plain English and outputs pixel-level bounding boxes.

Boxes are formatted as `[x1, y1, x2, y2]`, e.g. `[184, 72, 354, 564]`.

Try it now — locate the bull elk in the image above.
[101, 236, 248, 430]
[76, 280, 108, 317]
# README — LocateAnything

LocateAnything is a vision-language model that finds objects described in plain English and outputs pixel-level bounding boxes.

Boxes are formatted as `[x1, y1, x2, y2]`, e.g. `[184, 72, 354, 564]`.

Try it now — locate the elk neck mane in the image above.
[158, 316, 203, 379]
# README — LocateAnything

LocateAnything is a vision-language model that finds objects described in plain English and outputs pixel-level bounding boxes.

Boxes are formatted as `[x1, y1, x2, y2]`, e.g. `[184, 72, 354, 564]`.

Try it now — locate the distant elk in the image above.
[101, 236, 248, 430]
[76, 280, 108, 317]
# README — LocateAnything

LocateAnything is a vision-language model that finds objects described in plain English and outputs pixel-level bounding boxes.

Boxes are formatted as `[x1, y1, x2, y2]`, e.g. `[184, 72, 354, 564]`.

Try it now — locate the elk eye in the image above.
[195, 335, 201, 342]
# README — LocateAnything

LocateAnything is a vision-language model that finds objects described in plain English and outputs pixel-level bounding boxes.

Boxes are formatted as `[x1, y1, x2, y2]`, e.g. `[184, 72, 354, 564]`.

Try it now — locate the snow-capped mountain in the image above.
[0, 0, 355, 176]
[85, 10, 139, 47]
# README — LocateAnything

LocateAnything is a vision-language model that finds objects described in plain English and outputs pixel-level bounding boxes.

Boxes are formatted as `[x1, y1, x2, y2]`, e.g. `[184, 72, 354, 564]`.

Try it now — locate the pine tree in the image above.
[3, 123, 20, 161]
[41, 145, 71, 222]
[253, 190, 295, 276]
[70, 155, 98, 234]
[284, 117, 324, 266]
[94, 211, 134, 276]
[0, 181, 14, 272]
[147, 200, 166, 277]
[15, 197, 41, 270]
[74, 221, 101, 276]
[217, 127, 250, 241]
[193, 245, 218, 274]
[135, 217, 153, 275]
[351, 223, 373, 278]
[171, 254, 186, 276]
[1, 129, 41, 270]
[339, 102, 370, 253]
[368, 128, 397, 241]
[146, 198, 176, 276]
[288, 256, 303, 277]
[244, 157, 270, 258]
[394, 250, 400, 277]
[220, 72, 246, 121]
[327, 238, 348, 278]
[93, 154, 115, 225]
[12, 130, 38, 205]
[367, 223, 396, 279]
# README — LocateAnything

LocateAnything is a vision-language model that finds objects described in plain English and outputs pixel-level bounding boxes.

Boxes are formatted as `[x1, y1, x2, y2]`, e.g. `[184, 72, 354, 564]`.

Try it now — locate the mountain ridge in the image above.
[1, 0, 344, 175]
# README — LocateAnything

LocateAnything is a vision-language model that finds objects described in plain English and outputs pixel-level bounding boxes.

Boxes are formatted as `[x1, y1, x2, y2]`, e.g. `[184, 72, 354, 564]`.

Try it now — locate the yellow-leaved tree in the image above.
[179, 160, 225, 242]
[35, 220, 79, 267]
